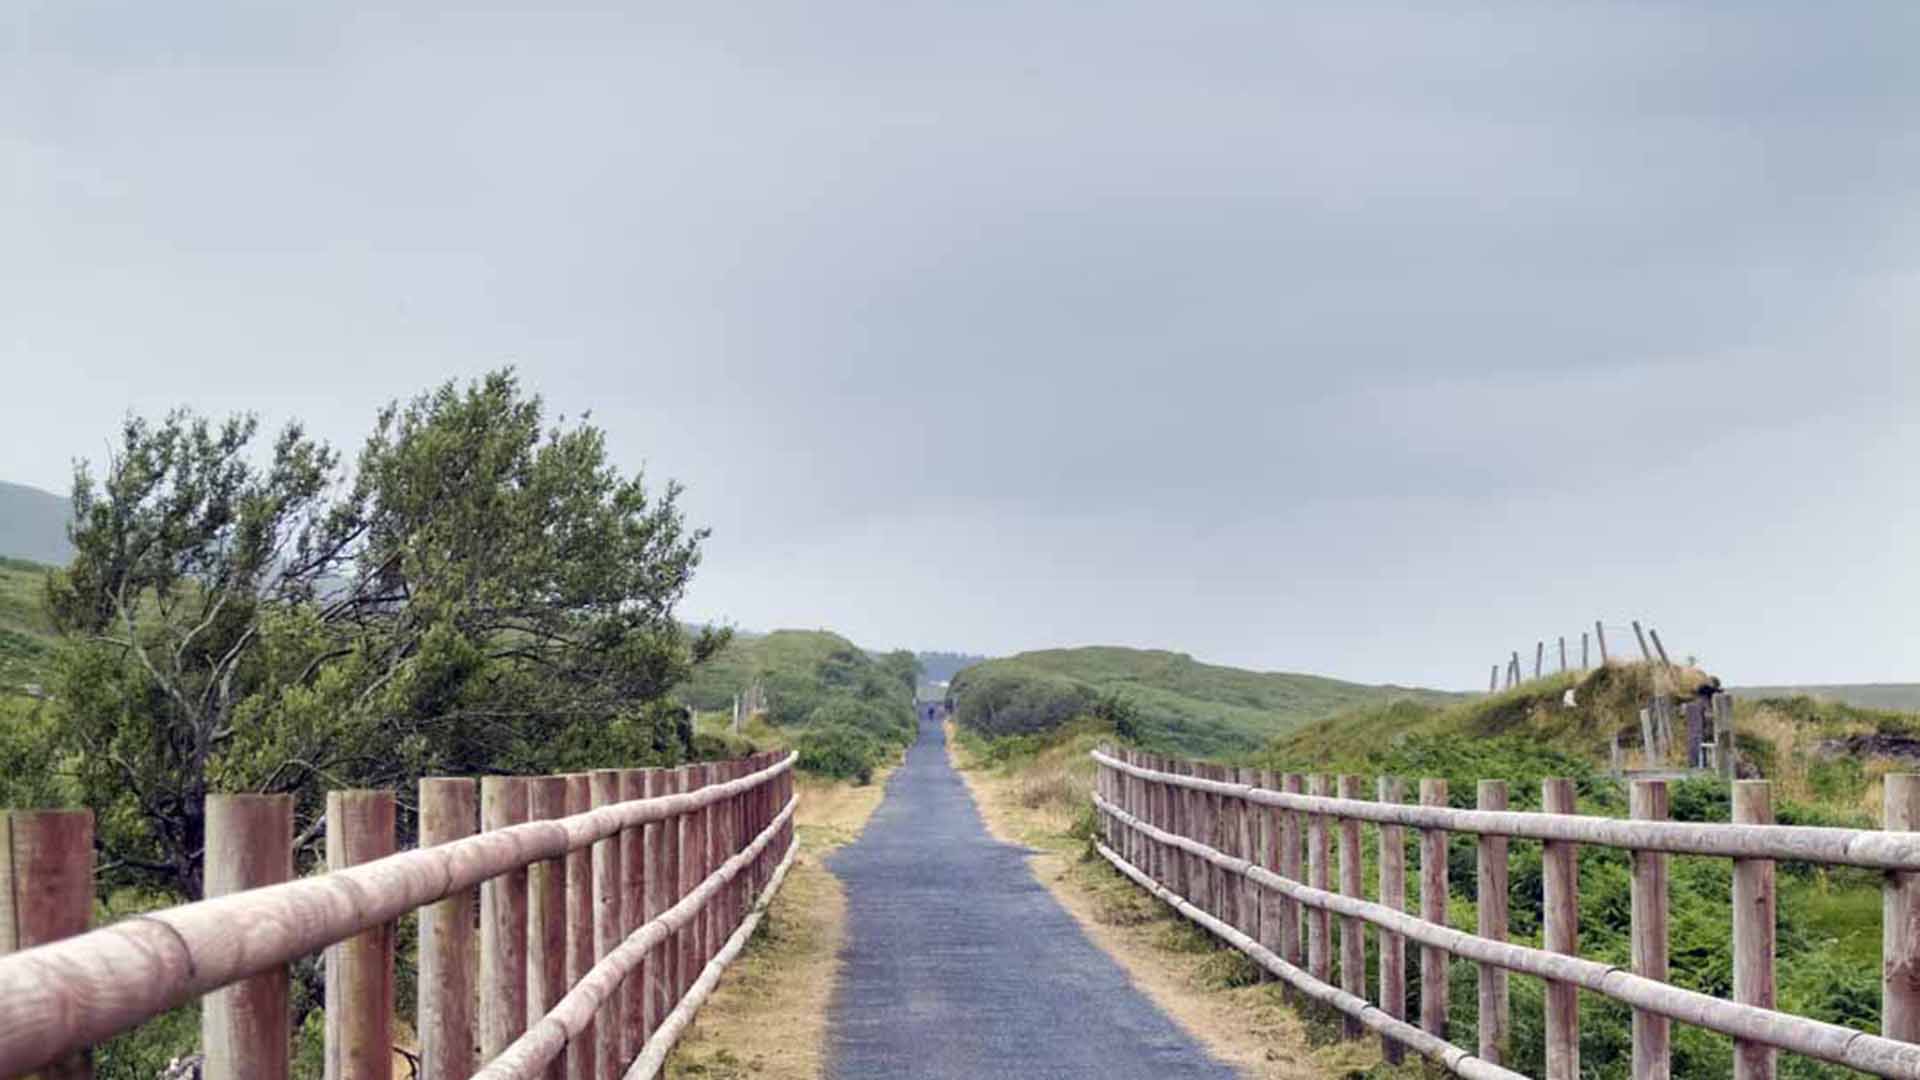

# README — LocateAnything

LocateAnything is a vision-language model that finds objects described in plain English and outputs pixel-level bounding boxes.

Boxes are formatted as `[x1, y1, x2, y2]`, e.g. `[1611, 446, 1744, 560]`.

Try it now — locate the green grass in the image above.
[0, 556, 56, 689]
[949, 645, 1461, 756]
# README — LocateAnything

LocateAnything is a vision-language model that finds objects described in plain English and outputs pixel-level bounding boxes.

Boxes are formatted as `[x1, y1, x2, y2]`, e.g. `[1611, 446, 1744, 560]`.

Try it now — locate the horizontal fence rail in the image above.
[1091, 747, 1920, 1079]
[0, 751, 797, 1080]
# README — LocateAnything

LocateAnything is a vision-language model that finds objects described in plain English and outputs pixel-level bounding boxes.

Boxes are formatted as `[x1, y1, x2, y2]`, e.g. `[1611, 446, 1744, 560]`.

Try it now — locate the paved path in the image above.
[825, 715, 1235, 1079]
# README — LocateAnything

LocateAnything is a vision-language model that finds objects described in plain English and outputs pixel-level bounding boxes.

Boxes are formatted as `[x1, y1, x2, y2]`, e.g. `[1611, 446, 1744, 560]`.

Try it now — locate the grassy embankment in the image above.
[952, 658, 1920, 1080]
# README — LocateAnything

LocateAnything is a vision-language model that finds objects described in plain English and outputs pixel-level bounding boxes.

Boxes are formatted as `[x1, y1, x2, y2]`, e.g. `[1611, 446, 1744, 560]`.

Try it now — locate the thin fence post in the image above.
[203, 795, 293, 1080]
[1308, 774, 1332, 985]
[1631, 779, 1671, 1080]
[1377, 777, 1406, 1064]
[1336, 775, 1366, 1039]
[1534, 641, 1543, 679]
[1582, 632, 1590, 670]
[1489, 665, 1499, 693]
[1733, 780, 1776, 1080]
[619, 769, 647, 1062]
[528, 777, 568, 1080]
[1887, 775, 1920, 1044]
[481, 778, 530, 1066]
[326, 791, 396, 1080]
[1258, 770, 1282, 984]
[1717, 695, 1737, 780]
[590, 770, 624, 1080]
[703, 763, 725, 965]
[1, 809, 96, 1080]
[644, 768, 671, 1045]
[1281, 773, 1305, 980]
[1559, 636, 1567, 673]
[676, 765, 700, 1011]
[1542, 778, 1579, 1080]
[563, 774, 597, 1080]
[420, 779, 479, 1080]
[1238, 768, 1262, 945]
[1419, 778, 1448, 1040]
[1633, 620, 1653, 663]
[1476, 780, 1510, 1066]
[1595, 620, 1609, 664]
[1191, 764, 1215, 918]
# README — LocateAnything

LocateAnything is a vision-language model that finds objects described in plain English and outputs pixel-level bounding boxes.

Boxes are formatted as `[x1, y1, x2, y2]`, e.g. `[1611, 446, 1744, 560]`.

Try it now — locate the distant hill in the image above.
[916, 650, 990, 685]
[949, 645, 1461, 757]
[1732, 683, 1920, 713]
[0, 482, 70, 565]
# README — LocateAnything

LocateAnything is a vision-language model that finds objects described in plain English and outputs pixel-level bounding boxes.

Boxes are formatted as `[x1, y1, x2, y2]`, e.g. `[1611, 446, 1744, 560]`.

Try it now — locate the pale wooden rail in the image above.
[1092, 747, 1920, 1079]
[0, 751, 796, 1080]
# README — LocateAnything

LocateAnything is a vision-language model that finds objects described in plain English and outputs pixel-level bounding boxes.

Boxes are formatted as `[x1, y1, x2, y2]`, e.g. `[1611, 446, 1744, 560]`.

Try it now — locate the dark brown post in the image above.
[1419, 779, 1448, 1040]
[643, 769, 672, 1043]
[1633, 619, 1653, 663]
[619, 769, 647, 1061]
[679, 765, 707, 998]
[1631, 779, 1671, 1079]
[590, 770, 623, 1080]
[203, 795, 293, 1080]
[481, 777, 530, 1065]
[420, 779, 477, 1080]
[1473, 781, 1510, 1065]
[1542, 778, 1579, 1080]
[1732, 780, 1776, 1080]
[1534, 641, 1543, 679]
[1377, 777, 1406, 1064]
[1336, 775, 1365, 1038]
[528, 777, 569, 1080]
[326, 791, 396, 1080]
[2, 809, 96, 1080]
[564, 774, 597, 1080]
[1307, 774, 1331, 984]
[1595, 620, 1610, 664]
[705, 763, 727, 959]
[664, 766, 688, 1009]
[1888, 775, 1920, 1045]
[1258, 770, 1283, 980]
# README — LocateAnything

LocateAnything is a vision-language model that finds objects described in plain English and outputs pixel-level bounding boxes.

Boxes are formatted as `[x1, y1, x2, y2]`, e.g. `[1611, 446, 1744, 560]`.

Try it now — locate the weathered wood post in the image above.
[1582, 632, 1590, 670]
[1649, 627, 1673, 668]
[1, 809, 96, 1080]
[1258, 770, 1282, 983]
[590, 770, 624, 1080]
[1886, 774, 1920, 1044]
[619, 769, 647, 1060]
[1542, 778, 1579, 1080]
[644, 768, 672, 1043]
[1280, 773, 1305, 978]
[1419, 779, 1448, 1040]
[203, 795, 293, 1080]
[1633, 619, 1653, 662]
[481, 778, 530, 1065]
[1337, 775, 1365, 1037]
[1733, 780, 1776, 1080]
[1239, 768, 1264, 947]
[1377, 777, 1406, 1064]
[1559, 636, 1567, 673]
[679, 765, 708, 993]
[326, 791, 397, 1080]
[665, 766, 690, 1008]
[1595, 620, 1609, 664]
[1307, 774, 1332, 985]
[1190, 764, 1215, 918]
[1534, 641, 1544, 679]
[419, 779, 478, 1080]
[1640, 708, 1658, 766]
[1631, 779, 1671, 1080]
[1716, 694, 1737, 779]
[528, 777, 569, 1080]
[703, 763, 726, 963]
[1476, 780, 1510, 1065]
[1489, 665, 1499, 693]
[563, 774, 597, 1080]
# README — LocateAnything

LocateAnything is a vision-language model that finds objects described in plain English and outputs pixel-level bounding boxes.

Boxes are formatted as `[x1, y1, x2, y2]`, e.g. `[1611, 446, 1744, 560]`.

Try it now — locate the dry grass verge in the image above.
[662, 768, 893, 1078]
[947, 722, 1381, 1080]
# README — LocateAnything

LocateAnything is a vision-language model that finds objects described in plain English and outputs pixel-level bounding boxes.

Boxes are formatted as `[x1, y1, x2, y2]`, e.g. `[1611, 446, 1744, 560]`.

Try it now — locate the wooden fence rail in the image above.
[1092, 747, 1920, 1079]
[0, 751, 797, 1080]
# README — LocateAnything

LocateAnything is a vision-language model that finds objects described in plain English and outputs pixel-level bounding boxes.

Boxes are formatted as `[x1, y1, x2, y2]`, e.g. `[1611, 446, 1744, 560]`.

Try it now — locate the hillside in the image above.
[0, 481, 70, 565]
[0, 556, 57, 690]
[948, 646, 1460, 757]
[1732, 683, 1920, 713]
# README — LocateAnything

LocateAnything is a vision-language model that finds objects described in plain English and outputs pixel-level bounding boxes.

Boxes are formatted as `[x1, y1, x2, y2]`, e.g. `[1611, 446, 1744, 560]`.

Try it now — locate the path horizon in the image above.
[824, 713, 1234, 1079]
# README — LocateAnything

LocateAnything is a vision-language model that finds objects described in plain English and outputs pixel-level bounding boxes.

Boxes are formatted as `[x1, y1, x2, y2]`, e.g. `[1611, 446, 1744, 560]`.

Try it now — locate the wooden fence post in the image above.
[1559, 636, 1567, 673]
[1419, 779, 1448, 1040]
[1631, 779, 1671, 1080]
[1259, 770, 1282, 984]
[528, 777, 569, 1080]
[1308, 775, 1332, 985]
[590, 770, 624, 1080]
[1542, 778, 1579, 1080]
[1649, 627, 1673, 668]
[1337, 775, 1366, 1038]
[1733, 780, 1776, 1080]
[1886, 775, 1920, 1045]
[1534, 641, 1544, 679]
[326, 791, 396, 1080]
[203, 795, 293, 1080]
[563, 774, 596, 1080]
[1377, 777, 1406, 1064]
[419, 779, 478, 1080]
[1476, 780, 1510, 1065]
[1582, 632, 1589, 670]
[680, 765, 708, 998]
[1489, 665, 1499, 693]
[1, 809, 95, 1080]
[619, 769, 647, 1061]
[644, 769, 672, 1044]
[480, 777, 531, 1066]
[1280, 773, 1304, 978]
[1595, 620, 1609, 664]
[1633, 620, 1653, 663]
[1716, 695, 1737, 779]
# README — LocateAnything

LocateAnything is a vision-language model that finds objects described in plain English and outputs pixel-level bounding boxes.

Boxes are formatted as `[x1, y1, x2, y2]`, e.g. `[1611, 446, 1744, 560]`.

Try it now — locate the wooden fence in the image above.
[0, 751, 797, 1080]
[1091, 747, 1920, 1079]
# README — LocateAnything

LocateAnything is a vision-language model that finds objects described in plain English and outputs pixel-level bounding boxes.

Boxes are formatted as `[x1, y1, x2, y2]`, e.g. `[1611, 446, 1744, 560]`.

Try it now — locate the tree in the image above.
[46, 370, 721, 898]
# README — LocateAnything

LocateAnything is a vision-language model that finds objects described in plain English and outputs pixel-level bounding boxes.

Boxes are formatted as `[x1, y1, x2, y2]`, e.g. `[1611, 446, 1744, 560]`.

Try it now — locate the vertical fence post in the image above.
[563, 774, 597, 1080]
[1476, 780, 1510, 1066]
[326, 791, 396, 1080]
[1377, 777, 1406, 1064]
[203, 795, 293, 1080]
[703, 763, 725, 964]
[1542, 778, 1579, 1080]
[1308, 775, 1332, 985]
[1151, 756, 1170, 887]
[643, 769, 671, 1045]
[676, 766, 700, 1011]
[1419, 779, 1448, 1040]
[1717, 695, 1737, 780]
[589, 770, 624, 1080]
[527, 777, 568, 1080]
[1534, 641, 1543, 679]
[480, 777, 531, 1066]
[1259, 770, 1283, 983]
[1582, 632, 1590, 670]
[1, 809, 95, 1080]
[1191, 765, 1215, 919]
[1733, 780, 1776, 1080]
[419, 779, 478, 1080]
[1559, 636, 1567, 673]
[1631, 779, 1670, 1080]
[1281, 773, 1305, 980]
[1336, 775, 1366, 1038]
[619, 769, 647, 1061]
[1595, 620, 1609, 664]
[1238, 768, 1262, 944]
[1886, 775, 1920, 1045]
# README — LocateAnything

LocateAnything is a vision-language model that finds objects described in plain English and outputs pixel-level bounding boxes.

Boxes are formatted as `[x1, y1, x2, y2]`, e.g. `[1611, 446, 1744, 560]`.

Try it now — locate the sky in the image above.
[4, 1, 1916, 690]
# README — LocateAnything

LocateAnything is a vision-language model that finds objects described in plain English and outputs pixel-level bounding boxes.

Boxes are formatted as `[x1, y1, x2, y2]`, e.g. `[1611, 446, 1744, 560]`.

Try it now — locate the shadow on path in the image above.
[825, 715, 1234, 1079]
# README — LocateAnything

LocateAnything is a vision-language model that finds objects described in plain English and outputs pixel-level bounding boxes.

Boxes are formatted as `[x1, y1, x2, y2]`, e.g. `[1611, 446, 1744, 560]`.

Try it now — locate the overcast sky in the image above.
[4, 2, 1916, 689]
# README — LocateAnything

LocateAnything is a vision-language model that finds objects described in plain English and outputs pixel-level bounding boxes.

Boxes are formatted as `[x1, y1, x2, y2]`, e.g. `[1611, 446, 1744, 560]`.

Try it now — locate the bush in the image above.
[794, 725, 881, 783]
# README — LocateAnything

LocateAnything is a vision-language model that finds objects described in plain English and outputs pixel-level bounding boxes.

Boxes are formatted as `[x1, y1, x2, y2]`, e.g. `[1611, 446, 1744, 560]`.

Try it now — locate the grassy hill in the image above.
[0, 556, 57, 690]
[949, 646, 1460, 757]
[0, 481, 71, 565]
[1732, 683, 1920, 713]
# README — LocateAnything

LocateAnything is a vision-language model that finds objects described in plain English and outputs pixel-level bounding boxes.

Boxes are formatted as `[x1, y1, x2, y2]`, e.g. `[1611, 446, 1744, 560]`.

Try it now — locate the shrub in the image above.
[794, 725, 880, 783]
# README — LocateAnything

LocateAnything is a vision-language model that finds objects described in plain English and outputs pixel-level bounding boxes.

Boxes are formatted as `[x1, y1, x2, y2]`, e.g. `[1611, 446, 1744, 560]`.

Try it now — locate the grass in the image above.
[0, 556, 56, 689]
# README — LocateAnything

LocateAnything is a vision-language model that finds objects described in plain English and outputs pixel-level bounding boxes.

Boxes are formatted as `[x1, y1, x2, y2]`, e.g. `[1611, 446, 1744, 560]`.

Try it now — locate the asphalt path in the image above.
[825, 714, 1235, 1079]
